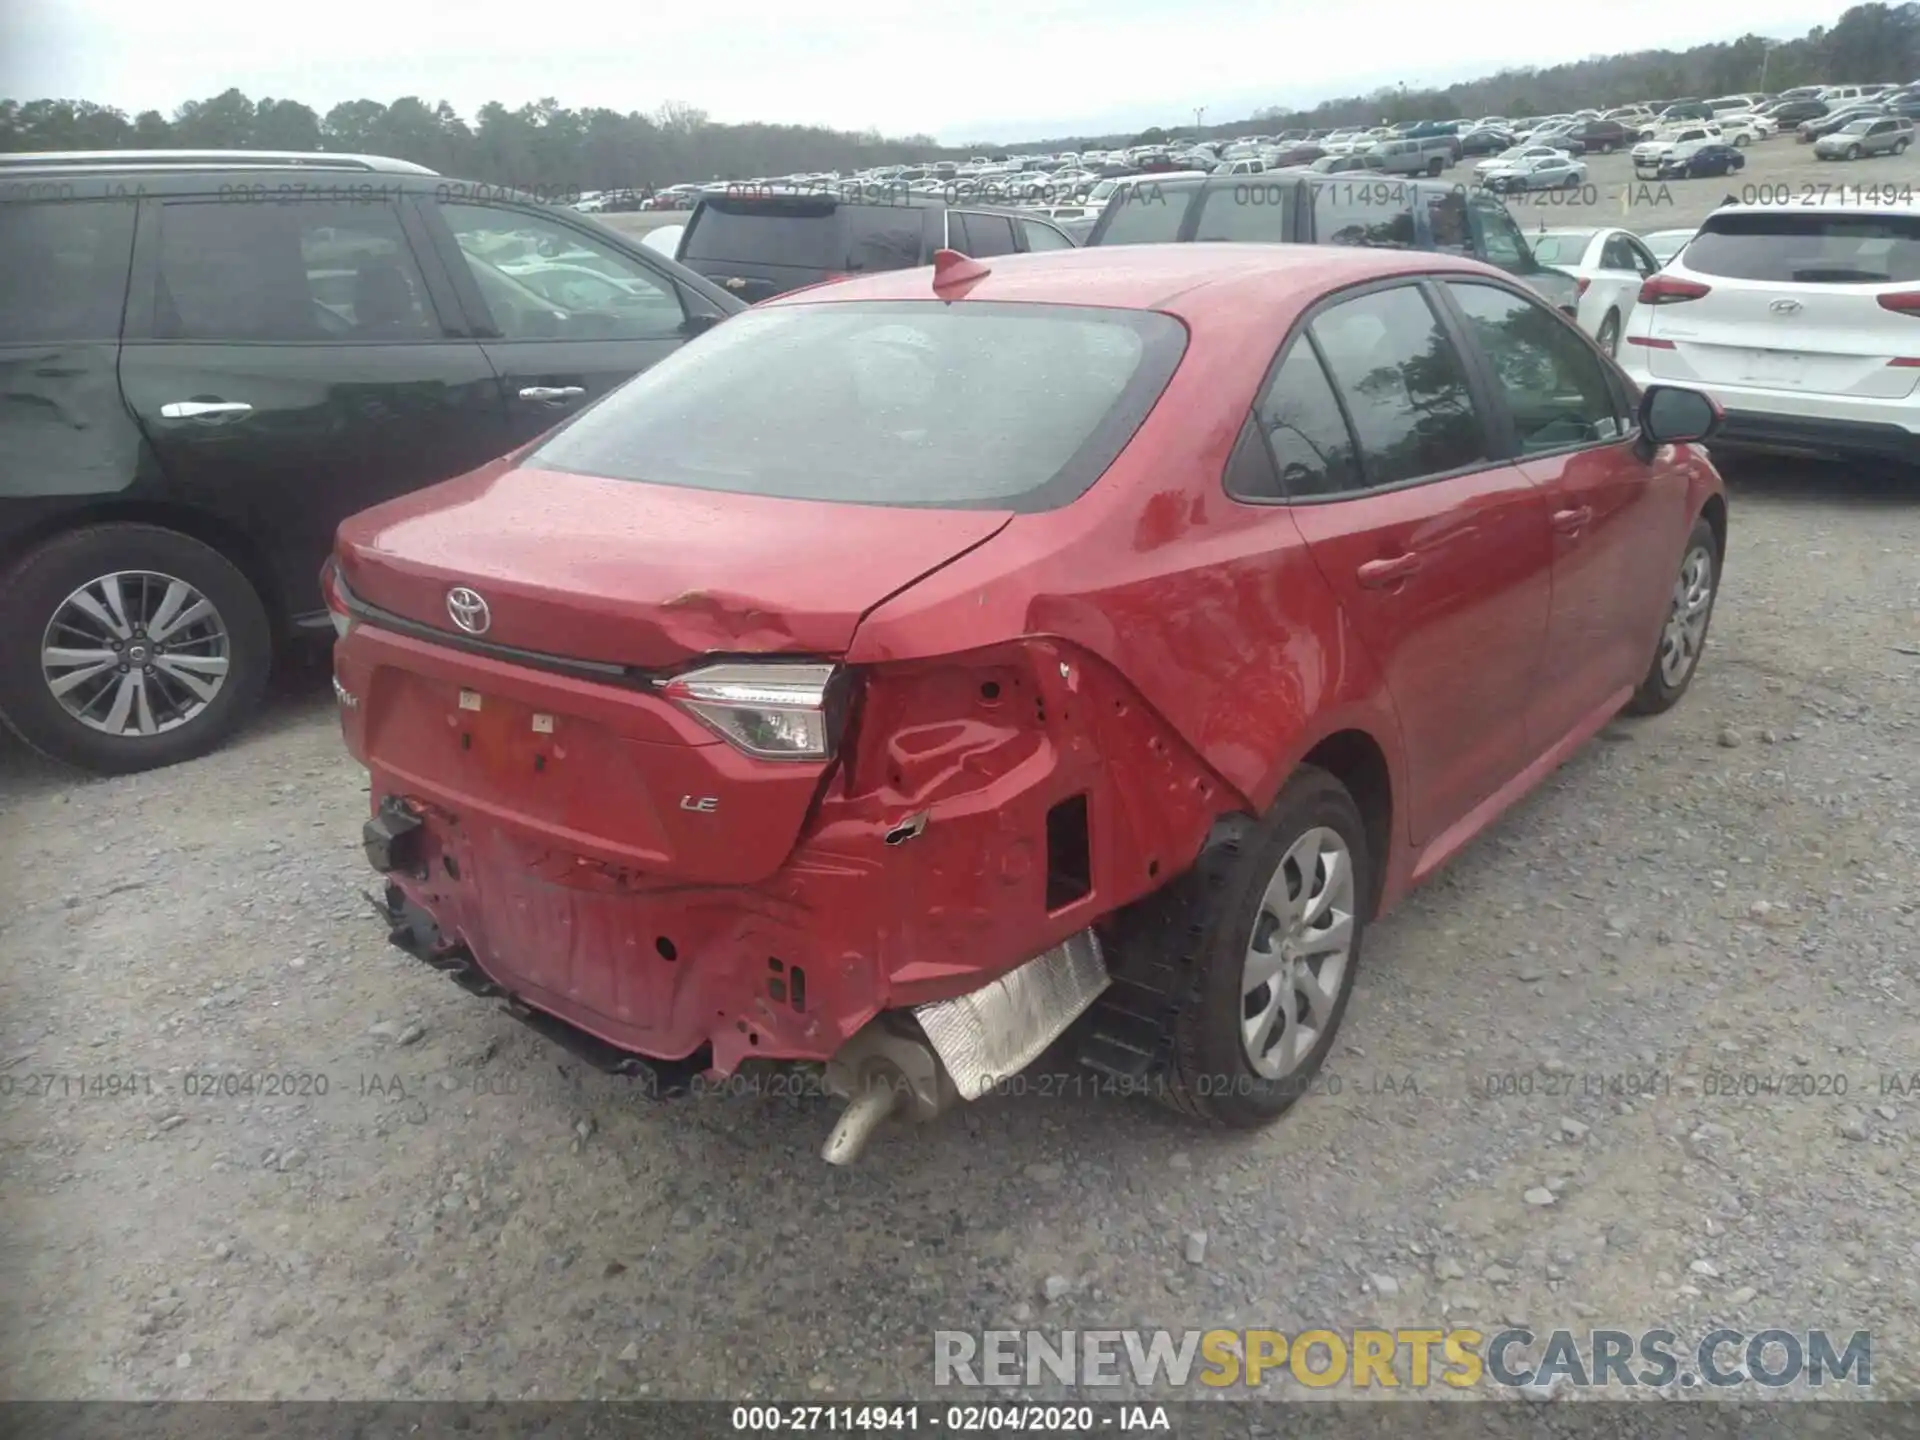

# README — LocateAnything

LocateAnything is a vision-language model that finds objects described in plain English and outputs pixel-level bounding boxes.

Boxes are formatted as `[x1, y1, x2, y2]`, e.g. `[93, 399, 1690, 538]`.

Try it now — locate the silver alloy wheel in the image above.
[1659, 544, 1715, 688]
[40, 570, 232, 737]
[1240, 826, 1355, 1080]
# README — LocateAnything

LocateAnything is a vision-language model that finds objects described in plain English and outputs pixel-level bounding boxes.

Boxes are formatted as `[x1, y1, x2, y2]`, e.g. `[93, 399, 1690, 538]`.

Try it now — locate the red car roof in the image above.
[765, 243, 1504, 320]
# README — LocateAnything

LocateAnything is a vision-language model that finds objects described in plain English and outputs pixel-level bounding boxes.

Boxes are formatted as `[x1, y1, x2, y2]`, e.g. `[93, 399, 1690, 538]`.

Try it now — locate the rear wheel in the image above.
[0, 524, 272, 774]
[1626, 514, 1719, 716]
[1158, 767, 1369, 1128]
[1896, 138, 1911, 154]
[1428, 158, 1445, 176]
[1596, 309, 1621, 357]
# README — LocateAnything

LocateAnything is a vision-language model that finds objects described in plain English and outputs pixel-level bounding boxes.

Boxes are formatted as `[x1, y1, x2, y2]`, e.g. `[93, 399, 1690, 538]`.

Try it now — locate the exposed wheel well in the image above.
[1300, 729, 1393, 919]
[1700, 492, 1728, 561]
[0, 502, 286, 634]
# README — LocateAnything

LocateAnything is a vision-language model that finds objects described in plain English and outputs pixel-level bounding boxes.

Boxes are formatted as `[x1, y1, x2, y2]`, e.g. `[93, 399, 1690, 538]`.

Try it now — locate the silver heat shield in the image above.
[913, 929, 1110, 1101]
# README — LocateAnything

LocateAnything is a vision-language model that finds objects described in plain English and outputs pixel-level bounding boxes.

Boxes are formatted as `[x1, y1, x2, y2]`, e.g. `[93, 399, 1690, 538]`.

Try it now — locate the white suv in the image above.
[1619, 198, 1920, 463]
[1633, 124, 1723, 169]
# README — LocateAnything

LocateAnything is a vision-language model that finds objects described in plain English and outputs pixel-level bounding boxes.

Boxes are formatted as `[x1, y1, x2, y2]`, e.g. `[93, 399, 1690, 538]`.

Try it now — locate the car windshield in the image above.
[1529, 231, 1597, 265]
[1684, 212, 1920, 283]
[527, 301, 1188, 511]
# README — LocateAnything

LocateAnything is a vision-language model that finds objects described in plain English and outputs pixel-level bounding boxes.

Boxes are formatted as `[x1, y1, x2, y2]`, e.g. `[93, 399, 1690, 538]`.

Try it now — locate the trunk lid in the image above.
[336, 461, 1012, 670]
[1640, 208, 1920, 400]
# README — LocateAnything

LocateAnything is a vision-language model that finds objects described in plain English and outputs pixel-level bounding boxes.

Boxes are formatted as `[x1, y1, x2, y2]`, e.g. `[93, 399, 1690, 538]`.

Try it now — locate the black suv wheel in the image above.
[0, 525, 272, 774]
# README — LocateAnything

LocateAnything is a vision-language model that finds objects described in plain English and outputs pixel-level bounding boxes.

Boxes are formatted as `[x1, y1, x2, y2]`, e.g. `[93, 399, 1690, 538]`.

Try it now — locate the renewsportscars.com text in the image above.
[933, 1327, 1871, 1391]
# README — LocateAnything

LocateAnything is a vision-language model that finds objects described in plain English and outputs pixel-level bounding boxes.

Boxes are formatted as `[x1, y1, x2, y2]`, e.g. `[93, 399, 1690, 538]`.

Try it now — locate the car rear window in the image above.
[527, 301, 1188, 512]
[680, 198, 846, 269]
[1684, 212, 1920, 283]
[1529, 231, 1597, 265]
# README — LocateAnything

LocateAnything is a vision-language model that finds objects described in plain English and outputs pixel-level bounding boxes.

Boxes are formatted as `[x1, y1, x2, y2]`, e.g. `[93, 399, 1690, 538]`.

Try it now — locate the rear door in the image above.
[423, 199, 702, 447]
[1269, 281, 1554, 846]
[117, 193, 507, 620]
[1634, 208, 1920, 400]
[0, 198, 140, 535]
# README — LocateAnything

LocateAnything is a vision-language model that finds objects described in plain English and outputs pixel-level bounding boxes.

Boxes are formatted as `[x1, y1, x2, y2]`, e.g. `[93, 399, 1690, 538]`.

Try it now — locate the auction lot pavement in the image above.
[4, 137, 1920, 1399]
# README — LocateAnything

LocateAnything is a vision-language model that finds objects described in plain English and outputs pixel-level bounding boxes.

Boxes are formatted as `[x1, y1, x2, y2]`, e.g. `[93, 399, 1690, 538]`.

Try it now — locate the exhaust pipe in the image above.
[816, 929, 1109, 1165]
[819, 1018, 957, 1166]
[821, 1082, 902, 1165]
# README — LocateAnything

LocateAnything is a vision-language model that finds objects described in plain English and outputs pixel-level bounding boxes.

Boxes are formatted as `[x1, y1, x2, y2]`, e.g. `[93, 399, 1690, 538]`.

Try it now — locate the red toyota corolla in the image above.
[326, 244, 1727, 1163]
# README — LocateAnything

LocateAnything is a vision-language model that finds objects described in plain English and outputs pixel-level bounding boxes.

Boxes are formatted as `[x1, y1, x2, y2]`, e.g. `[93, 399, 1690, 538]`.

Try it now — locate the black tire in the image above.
[0, 524, 272, 775]
[1596, 309, 1621, 357]
[1896, 138, 1910, 154]
[1156, 766, 1370, 1128]
[1428, 158, 1445, 176]
[1846, 144, 1863, 160]
[1625, 514, 1720, 717]
[1734, 133, 1749, 146]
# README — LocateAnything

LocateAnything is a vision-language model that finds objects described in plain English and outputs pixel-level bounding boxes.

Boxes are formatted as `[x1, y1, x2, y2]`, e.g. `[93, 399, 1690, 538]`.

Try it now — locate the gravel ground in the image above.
[2, 456, 1918, 1404]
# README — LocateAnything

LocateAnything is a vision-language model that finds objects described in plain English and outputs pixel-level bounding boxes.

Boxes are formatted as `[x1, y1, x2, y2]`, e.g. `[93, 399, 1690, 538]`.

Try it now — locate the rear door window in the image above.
[1684, 212, 1920, 283]
[1307, 179, 1416, 248]
[1018, 218, 1076, 251]
[153, 199, 438, 342]
[0, 199, 136, 342]
[843, 205, 925, 271]
[1093, 184, 1194, 244]
[951, 211, 1018, 257]
[1308, 284, 1488, 487]
[1193, 181, 1295, 241]
[1247, 341, 1361, 499]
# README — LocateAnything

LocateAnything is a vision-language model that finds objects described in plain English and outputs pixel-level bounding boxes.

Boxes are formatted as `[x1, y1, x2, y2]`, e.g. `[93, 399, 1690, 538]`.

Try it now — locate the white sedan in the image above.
[1473, 143, 1576, 180]
[1641, 228, 1697, 266]
[1480, 151, 1589, 194]
[1526, 226, 1660, 356]
[641, 224, 684, 259]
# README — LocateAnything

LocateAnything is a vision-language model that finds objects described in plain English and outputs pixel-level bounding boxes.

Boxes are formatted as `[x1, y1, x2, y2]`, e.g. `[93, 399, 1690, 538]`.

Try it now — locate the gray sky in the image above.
[3, 0, 1834, 142]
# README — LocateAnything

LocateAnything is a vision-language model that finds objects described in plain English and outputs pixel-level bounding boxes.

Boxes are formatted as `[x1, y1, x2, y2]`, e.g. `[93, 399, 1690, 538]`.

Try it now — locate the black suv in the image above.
[1083, 172, 1580, 313]
[0, 149, 744, 774]
[676, 188, 1077, 301]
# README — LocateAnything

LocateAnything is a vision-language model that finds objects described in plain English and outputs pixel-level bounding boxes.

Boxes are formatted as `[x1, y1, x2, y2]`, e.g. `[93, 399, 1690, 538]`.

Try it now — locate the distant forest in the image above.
[2, 3, 1914, 188]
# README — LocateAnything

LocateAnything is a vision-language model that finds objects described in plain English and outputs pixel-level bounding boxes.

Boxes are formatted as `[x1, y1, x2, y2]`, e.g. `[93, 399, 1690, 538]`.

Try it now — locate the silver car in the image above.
[1812, 116, 1914, 159]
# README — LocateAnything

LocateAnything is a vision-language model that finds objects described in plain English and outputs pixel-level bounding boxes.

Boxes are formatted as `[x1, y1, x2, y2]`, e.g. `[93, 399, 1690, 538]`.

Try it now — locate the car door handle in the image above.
[1356, 553, 1422, 589]
[1551, 506, 1593, 535]
[518, 386, 586, 402]
[159, 400, 252, 419]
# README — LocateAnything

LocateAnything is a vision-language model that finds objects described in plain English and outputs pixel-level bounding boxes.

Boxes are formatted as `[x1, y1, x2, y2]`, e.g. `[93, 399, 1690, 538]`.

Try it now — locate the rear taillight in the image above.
[1627, 336, 1676, 349]
[1639, 274, 1711, 305]
[319, 560, 353, 640]
[1877, 290, 1920, 315]
[662, 662, 850, 761]
[1575, 276, 1592, 298]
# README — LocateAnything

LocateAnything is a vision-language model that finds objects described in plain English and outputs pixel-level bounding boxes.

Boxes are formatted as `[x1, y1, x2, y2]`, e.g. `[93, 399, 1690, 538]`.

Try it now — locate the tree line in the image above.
[1, 3, 1913, 188]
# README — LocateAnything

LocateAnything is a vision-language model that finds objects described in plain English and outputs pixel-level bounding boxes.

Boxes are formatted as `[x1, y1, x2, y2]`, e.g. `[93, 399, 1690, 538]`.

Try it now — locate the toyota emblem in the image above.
[1770, 298, 1802, 314]
[446, 587, 491, 635]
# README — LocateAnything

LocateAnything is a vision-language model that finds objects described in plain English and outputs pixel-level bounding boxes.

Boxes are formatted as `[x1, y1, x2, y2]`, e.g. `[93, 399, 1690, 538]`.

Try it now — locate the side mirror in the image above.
[1635, 384, 1720, 459]
[681, 310, 725, 336]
